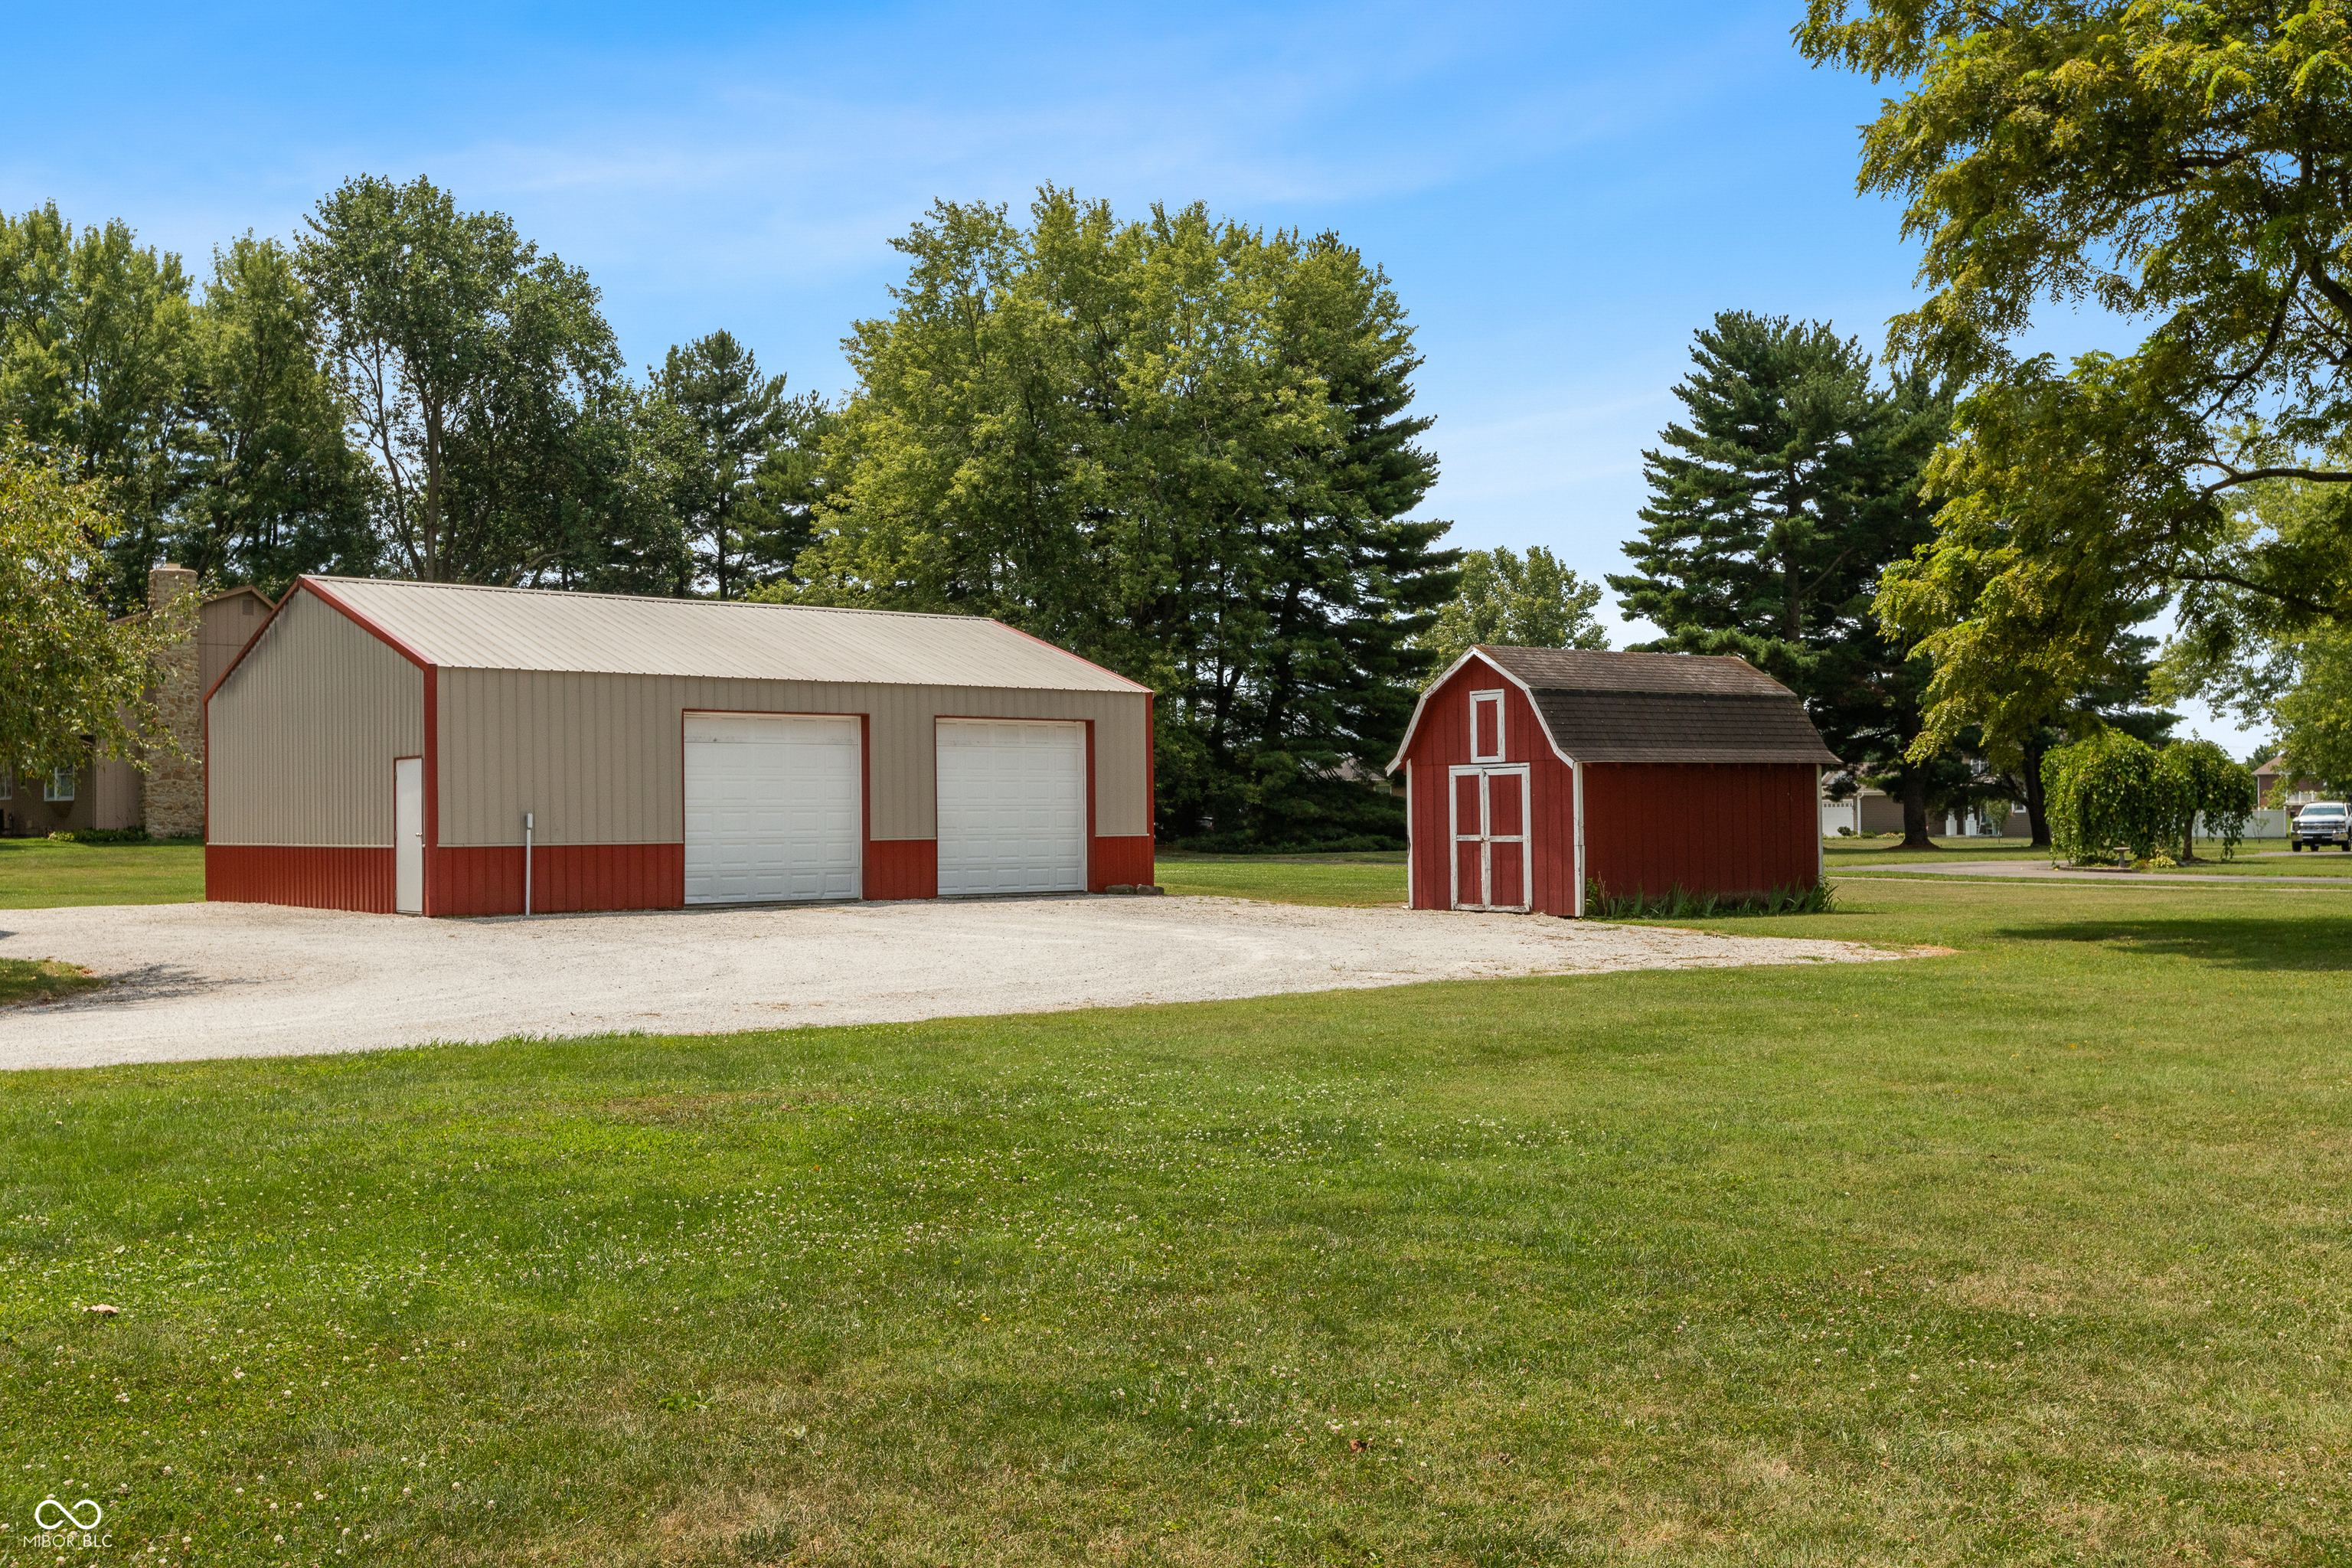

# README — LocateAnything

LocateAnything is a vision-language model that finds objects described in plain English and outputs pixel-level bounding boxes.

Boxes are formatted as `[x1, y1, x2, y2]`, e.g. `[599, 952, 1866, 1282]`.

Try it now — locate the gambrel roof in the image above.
[1389, 645, 1841, 769]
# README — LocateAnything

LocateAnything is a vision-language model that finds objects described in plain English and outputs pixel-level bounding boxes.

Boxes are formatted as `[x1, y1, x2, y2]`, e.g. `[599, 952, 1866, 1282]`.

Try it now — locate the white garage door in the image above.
[936, 718, 1086, 897]
[683, 714, 861, 904]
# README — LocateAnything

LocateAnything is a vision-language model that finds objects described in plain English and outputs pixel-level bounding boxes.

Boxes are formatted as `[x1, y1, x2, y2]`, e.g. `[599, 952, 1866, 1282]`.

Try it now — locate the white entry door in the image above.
[936, 718, 1086, 896]
[394, 756, 423, 915]
[684, 714, 862, 904]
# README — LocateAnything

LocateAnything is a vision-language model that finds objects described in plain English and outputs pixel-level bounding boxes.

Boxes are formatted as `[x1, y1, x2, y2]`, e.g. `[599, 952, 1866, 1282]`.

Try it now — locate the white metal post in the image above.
[524, 811, 534, 918]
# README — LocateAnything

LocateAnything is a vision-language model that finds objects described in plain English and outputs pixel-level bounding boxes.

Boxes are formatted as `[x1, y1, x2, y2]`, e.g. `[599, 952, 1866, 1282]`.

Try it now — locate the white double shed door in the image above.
[681, 712, 1088, 905]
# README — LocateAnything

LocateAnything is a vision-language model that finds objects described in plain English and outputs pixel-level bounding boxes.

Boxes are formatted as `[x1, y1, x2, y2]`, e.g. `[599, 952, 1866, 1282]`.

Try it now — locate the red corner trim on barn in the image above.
[1387, 648, 1579, 773]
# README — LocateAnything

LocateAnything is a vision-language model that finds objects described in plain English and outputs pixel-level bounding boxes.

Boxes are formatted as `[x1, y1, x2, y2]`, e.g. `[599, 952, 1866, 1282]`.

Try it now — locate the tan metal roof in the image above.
[301, 577, 1149, 693]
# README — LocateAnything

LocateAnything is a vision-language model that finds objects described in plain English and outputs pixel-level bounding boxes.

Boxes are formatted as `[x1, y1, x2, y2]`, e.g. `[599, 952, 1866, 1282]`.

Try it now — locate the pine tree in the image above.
[649, 330, 801, 599]
[1610, 312, 1956, 847]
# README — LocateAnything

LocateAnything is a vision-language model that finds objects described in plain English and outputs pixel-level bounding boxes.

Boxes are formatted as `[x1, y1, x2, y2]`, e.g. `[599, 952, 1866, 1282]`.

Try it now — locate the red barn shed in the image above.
[1387, 645, 1839, 917]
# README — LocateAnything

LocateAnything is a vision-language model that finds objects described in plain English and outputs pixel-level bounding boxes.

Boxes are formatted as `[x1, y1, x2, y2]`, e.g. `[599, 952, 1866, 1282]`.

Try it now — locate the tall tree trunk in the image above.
[2020, 737, 2052, 848]
[1901, 767, 1934, 850]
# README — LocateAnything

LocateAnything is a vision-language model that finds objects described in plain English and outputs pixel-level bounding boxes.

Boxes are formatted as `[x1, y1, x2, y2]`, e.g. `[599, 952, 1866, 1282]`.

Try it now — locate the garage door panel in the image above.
[684, 714, 862, 904]
[937, 719, 1086, 896]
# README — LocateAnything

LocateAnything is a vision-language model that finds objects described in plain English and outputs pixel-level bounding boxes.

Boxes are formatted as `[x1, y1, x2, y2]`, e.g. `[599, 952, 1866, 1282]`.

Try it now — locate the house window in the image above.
[45, 768, 76, 803]
[1470, 690, 1505, 763]
[0, 768, 10, 801]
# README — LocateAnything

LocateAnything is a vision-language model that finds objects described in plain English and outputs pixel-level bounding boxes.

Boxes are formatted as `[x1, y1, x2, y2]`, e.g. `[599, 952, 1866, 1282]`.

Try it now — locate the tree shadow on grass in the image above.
[1994, 913, 2352, 971]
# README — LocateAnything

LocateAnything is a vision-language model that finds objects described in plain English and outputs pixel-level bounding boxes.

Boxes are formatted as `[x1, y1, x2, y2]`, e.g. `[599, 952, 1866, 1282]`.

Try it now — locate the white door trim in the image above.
[1448, 763, 1531, 913]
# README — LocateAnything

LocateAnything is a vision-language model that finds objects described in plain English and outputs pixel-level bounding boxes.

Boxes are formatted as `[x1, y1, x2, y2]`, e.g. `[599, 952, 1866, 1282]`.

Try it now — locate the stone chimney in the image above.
[144, 565, 204, 841]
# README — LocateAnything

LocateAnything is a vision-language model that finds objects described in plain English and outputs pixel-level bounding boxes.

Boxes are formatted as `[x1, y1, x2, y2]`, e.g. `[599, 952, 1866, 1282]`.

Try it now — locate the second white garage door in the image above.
[683, 713, 861, 904]
[936, 718, 1087, 896]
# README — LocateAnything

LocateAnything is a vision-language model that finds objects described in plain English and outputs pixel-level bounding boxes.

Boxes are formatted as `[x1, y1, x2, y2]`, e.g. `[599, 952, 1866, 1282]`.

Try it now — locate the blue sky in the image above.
[2, 0, 2250, 750]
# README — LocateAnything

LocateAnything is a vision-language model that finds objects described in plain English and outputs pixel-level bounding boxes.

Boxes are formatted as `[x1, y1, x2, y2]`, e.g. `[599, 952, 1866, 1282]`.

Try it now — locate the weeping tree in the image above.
[2154, 740, 2257, 862]
[2042, 731, 2171, 864]
[2043, 733, 2256, 864]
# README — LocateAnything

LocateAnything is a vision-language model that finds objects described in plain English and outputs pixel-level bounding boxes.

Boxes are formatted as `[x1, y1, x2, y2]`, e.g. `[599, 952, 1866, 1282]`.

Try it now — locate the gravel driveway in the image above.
[0, 897, 1914, 1071]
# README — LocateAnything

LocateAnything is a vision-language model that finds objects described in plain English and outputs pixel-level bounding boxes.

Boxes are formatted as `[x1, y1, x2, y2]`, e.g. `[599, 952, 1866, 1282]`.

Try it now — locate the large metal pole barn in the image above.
[204, 578, 1156, 916]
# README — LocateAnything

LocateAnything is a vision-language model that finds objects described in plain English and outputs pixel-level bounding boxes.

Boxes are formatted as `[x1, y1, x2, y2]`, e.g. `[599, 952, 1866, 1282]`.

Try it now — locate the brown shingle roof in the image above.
[1475, 645, 1798, 698]
[1528, 690, 1841, 764]
[1391, 645, 1841, 766]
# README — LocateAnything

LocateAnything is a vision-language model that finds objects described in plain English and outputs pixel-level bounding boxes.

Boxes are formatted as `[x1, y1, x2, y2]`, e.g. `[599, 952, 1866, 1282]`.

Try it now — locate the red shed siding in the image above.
[1403, 660, 1577, 916]
[1580, 763, 1820, 900]
[207, 845, 395, 912]
[426, 843, 684, 916]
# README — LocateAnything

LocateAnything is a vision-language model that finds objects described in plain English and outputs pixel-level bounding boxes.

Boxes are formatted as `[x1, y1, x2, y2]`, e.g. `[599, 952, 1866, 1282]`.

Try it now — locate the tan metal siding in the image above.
[436, 671, 1148, 845]
[207, 591, 423, 845]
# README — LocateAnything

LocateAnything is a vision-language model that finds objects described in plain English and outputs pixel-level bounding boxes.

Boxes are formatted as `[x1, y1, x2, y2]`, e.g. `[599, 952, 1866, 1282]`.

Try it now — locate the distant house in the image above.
[1, 567, 271, 840]
[1819, 778, 2030, 838]
[2254, 753, 2321, 808]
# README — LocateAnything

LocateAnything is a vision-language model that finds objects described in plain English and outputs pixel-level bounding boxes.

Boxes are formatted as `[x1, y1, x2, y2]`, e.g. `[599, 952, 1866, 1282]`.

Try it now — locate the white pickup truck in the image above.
[2292, 801, 2351, 851]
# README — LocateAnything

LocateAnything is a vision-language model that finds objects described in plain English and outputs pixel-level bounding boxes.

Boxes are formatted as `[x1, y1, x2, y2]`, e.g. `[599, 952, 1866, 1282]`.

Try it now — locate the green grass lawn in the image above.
[1152, 851, 1407, 906]
[0, 836, 204, 907]
[1824, 837, 2066, 867]
[2152, 848, 2352, 876]
[4, 876, 2348, 1563]
[0, 957, 101, 1007]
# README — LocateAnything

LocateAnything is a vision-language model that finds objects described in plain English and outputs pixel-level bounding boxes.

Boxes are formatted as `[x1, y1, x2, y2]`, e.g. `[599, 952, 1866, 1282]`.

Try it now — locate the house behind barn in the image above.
[1387, 645, 1838, 916]
[2, 567, 272, 840]
[205, 577, 1155, 915]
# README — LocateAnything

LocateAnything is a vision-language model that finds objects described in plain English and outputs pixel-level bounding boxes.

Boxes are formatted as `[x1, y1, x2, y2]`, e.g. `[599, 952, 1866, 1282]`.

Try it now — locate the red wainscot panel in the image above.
[1089, 835, 1155, 890]
[428, 844, 684, 916]
[865, 838, 939, 900]
[207, 845, 396, 913]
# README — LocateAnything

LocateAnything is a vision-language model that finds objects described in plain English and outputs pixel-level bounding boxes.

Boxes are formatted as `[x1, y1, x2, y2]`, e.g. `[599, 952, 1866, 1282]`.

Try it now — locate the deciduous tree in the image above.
[793, 189, 1455, 846]
[0, 204, 197, 607]
[298, 175, 636, 584]
[1801, 0, 2352, 738]
[176, 235, 377, 593]
[1418, 545, 1606, 663]
[0, 435, 190, 781]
